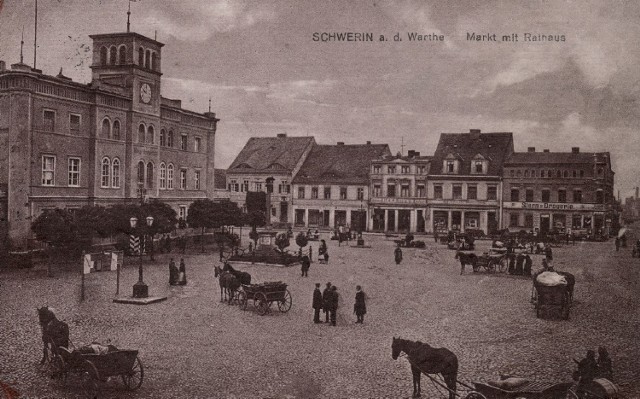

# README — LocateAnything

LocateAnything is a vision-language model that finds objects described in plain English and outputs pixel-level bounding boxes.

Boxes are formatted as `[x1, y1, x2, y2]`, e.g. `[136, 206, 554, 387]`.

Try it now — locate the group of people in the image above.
[168, 257, 187, 285]
[574, 347, 613, 387]
[312, 283, 367, 325]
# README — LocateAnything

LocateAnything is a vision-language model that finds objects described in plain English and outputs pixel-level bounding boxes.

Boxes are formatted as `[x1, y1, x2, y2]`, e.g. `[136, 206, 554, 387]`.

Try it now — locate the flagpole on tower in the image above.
[20, 26, 24, 64]
[127, 0, 131, 33]
[33, 0, 38, 68]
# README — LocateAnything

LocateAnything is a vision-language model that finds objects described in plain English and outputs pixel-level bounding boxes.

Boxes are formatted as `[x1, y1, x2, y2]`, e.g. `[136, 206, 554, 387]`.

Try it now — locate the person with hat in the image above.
[312, 283, 323, 323]
[322, 282, 332, 323]
[354, 285, 367, 324]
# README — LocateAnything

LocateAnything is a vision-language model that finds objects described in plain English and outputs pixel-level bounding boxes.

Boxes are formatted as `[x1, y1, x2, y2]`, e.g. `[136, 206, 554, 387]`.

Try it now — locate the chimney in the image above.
[277, 133, 287, 138]
[470, 129, 481, 138]
[366, 141, 371, 145]
[527, 147, 535, 153]
[337, 142, 344, 146]
[543, 149, 550, 153]
[415, 151, 420, 157]
[407, 150, 416, 157]
[0, 61, 5, 71]
[572, 147, 580, 153]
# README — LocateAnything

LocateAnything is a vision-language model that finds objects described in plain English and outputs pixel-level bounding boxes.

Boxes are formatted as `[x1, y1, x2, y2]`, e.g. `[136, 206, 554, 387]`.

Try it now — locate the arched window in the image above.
[167, 130, 174, 147]
[573, 170, 577, 178]
[138, 124, 146, 143]
[167, 164, 174, 189]
[138, 47, 144, 66]
[145, 50, 151, 69]
[109, 46, 117, 65]
[151, 52, 158, 71]
[100, 46, 108, 65]
[146, 162, 154, 188]
[159, 163, 166, 189]
[137, 161, 145, 184]
[101, 118, 111, 138]
[101, 158, 111, 188]
[160, 129, 166, 146]
[147, 126, 155, 144]
[112, 158, 120, 188]
[112, 120, 121, 140]
[118, 45, 126, 64]
[516, 170, 522, 177]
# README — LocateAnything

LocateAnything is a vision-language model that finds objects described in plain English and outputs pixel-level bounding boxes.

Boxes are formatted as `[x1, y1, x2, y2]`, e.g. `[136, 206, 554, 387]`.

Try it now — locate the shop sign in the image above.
[370, 197, 424, 205]
[504, 201, 605, 211]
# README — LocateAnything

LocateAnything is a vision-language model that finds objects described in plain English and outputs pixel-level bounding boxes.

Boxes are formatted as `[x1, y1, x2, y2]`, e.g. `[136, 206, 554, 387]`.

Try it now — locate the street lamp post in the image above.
[131, 215, 153, 298]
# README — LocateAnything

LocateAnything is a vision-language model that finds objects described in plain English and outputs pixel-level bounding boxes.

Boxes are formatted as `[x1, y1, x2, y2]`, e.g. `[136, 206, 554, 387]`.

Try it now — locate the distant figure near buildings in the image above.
[312, 283, 323, 323]
[394, 245, 403, 265]
[354, 285, 366, 324]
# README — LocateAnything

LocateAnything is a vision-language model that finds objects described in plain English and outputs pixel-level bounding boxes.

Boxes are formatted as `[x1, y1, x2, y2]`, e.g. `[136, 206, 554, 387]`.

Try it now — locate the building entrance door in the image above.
[540, 214, 550, 233]
[373, 209, 385, 231]
[387, 210, 396, 231]
[398, 210, 411, 232]
[280, 202, 288, 223]
[323, 210, 330, 227]
[334, 210, 347, 228]
[417, 210, 425, 232]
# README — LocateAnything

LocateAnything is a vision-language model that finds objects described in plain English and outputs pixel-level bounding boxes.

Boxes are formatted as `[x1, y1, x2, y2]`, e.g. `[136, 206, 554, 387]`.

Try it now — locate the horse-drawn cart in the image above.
[238, 281, 292, 315]
[51, 345, 143, 397]
[468, 381, 574, 399]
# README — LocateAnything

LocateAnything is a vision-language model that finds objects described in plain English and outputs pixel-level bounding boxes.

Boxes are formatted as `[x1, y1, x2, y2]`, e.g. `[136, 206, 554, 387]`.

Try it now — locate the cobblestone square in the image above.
[1, 233, 639, 398]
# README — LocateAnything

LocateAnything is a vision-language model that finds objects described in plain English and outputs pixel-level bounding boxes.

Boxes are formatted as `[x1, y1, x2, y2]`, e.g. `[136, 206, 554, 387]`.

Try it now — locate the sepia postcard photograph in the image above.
[0, 1, 638, 398]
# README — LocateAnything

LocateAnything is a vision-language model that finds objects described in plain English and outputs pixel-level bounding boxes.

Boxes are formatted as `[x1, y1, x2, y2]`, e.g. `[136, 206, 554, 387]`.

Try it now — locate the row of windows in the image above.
[510, 188, 603, 203]
[509, 169, 588, 178]
[136, 161, 201, 191]
[432, 185, 498, 201]
[98, 45, 159, 71]
[509, 213, 594, 229]
[227, 180, 290, 194]
[43, 109, 82, 134]
[372, 165, 427, 174]
[297, 186, 364, 201]
[442, 159, 488, 175]
[100, 158, 121, 188]
[372, 184, 426, 198]
[42, 156, 82, 187]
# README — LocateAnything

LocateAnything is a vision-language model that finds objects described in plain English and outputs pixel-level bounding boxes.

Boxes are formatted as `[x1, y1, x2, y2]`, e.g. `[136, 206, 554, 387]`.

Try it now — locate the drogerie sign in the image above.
[504, 202, 605, 211]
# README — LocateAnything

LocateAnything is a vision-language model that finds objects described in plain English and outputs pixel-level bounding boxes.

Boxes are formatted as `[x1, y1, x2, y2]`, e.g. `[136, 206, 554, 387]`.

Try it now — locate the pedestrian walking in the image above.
[312, 283, 323, 323]
[301, 255, 310, 277]
[322, 282, 332, 323]
[168, 258, 178, 285]
[329, 286, 339, 326]
[394, 245, 403, 265]
[177, 258, 187, 285]
[354, 285, 366, 324]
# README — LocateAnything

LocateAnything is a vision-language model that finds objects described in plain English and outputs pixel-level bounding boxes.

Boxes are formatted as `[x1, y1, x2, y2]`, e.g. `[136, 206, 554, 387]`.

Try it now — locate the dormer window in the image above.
[475, 161, 483, 173]
[446, 161, 455, 173]
[470, 154, 489, 175]
[443, 153, 461, 174]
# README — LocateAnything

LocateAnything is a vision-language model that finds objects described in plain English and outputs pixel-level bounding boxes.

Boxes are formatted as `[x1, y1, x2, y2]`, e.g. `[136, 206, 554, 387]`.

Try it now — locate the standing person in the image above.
[545, 244, 553, 267]
[312, 283, 323, 323]
[178, 258, 187, 285]
[168, 258, 178, 285]
[615, 237, 620, 252]
[338, 226, 344, 247]
[354, 285, 366, 324]
[322, 282, 332, 323]
[394, 245, 403, 265]
[596, 346, 613, 380]
[301, 255, 310, 277]
[329, 286, 339, 326]
[434, 230, 439, 243]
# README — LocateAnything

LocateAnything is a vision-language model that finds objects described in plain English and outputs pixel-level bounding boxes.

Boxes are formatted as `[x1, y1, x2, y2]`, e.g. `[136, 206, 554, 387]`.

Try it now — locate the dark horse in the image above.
[223, 262, 252, 285]
[455, 251, 478, 274]
[37, 306, 69, 365]
[214, 265, 240, 304]
[391, 337, 458, 399]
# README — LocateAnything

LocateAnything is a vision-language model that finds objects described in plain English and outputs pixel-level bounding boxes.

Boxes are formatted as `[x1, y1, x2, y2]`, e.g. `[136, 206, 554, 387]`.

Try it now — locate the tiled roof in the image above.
[214, 168, 227, 189]
[293, 144, 391, 185]
[506, 151, 611, 165]
[430, 131, 514, 175]
[228, 136, 315, 173]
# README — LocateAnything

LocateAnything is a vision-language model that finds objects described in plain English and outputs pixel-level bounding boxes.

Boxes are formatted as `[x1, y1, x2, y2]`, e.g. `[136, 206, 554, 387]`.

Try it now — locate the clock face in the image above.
[140, 83, 152, 104]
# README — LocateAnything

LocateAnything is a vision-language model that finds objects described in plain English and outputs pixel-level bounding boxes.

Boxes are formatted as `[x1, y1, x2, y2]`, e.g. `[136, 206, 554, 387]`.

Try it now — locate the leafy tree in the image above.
[295, 232, 308, 257]
[74, 205, 112, 240]
[31, 208, 76, 247]
[187, 199, 243, 252]
[141, 200, 178, 235]
[246, 192, 267, 227]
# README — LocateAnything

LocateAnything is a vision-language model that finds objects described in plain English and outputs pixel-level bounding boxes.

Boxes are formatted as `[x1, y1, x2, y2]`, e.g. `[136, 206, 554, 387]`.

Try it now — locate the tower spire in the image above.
[20, 26, 24, 64]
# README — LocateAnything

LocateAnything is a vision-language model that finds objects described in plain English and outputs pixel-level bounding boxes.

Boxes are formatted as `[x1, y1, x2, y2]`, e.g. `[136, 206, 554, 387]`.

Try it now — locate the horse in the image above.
[37, 306, 69, 365]
[223, 262, 252, 285]
[391, 337, 458, 399]
[455, 251, 477, 274]
[214, 265, 240, 304]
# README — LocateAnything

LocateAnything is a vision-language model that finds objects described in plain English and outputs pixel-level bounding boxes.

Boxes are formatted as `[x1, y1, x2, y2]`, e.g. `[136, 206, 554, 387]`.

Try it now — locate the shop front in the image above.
[503, 201, 606, 235]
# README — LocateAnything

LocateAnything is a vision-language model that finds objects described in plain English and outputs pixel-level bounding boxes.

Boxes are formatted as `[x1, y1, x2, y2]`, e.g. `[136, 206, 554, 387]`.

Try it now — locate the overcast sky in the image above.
[1, 0, 638, 197]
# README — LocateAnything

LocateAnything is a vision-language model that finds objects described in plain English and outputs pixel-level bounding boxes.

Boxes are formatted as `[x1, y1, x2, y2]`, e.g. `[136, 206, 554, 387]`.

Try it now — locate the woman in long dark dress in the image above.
[354, 285, 366, 323]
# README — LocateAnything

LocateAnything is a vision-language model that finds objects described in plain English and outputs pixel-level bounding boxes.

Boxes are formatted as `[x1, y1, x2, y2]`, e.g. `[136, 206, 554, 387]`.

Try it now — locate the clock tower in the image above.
[89, 32, 164, 116]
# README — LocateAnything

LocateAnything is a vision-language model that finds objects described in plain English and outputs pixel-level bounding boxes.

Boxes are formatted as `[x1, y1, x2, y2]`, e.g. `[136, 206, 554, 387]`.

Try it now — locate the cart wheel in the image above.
[82, 360, 99, 398]
[122, 356, 144, 391]
[487, 260, 496, 273]
[277, 289, 293, 313]
[50, 353, 67, 381]
[464, 392, 488, 399]
[238, 291, 248, 311]
[564, 388, 580, 399]
[256, 292, 269, 316]
[498, 257, 508, 273]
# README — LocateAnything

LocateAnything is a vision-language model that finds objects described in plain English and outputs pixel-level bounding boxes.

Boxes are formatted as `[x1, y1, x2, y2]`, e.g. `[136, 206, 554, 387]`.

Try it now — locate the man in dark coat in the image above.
[329, 286, 339, 326]
[354, 285, 366, 324]
[301, 255, 310, 277]
[312, 283, 323, 323]
[394, 245, 403, 265]
[322, 282, 332, 323]
[168, 258, 178, 285]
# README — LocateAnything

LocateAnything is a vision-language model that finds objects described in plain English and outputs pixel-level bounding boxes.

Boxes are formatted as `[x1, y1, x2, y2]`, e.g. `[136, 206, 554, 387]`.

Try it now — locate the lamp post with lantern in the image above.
[131, 215, 153, 298]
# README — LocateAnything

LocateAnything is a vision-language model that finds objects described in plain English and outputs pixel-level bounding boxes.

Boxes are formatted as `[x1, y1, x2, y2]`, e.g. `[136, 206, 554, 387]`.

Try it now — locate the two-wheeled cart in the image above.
[238, 281, 292, 315]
